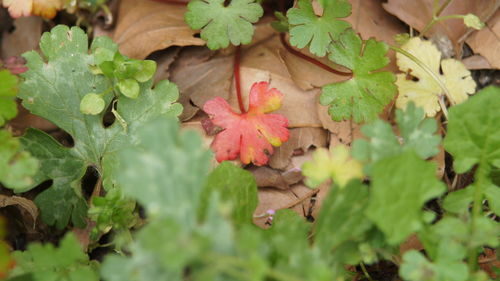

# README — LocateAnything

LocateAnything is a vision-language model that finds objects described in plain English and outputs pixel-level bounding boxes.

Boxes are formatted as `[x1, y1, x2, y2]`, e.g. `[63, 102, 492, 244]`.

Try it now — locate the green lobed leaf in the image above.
[199, 161, 258, 226]
[400, 250, 468, 281]
[185, 0, 263, 50]
[9, 233, 99, 281]
[320, 29, 396, 123]
[19, 25, 182, 229]
[287, 0, 351, 57]
[314, 180, 372, 254]
[0, 69, 18, 126]
[444, 86, 500, 174]
[88, 187, 138, 242]
[0, 130, 39, 191]
[114, 116, 211, 225]
[366, 151, 446, 245]
[352, 102, 440, 173]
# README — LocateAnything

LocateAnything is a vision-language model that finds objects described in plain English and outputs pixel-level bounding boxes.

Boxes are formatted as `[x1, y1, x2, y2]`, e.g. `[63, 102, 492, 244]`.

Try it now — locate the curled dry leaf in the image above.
[0, 194, 38, 227]
[170, 47, 233, 120]
[112, 0, 205, 59]
[269, 127, 328, 170]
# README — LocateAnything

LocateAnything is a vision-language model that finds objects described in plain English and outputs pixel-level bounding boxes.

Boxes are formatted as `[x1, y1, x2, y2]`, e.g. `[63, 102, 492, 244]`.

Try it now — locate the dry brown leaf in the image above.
[113, 0, 205, 59]
[1, 16, 42, 58]
[253, 184, 315, 228]
[9, 104, 58, 136]
[170, 47, 233, 120]
[466, 9, 500, 69]
[479, 248, 500, 279]
[348, 0, 406, 72]
[269, 127, 328, 170]
[248, 166, 290, 190]
[383, 0, 500, 59]
[461, 55, 492, 70]
[0, 194, 38, 228]
[227, 66, 323, 128]
[151, 47, 181, 83]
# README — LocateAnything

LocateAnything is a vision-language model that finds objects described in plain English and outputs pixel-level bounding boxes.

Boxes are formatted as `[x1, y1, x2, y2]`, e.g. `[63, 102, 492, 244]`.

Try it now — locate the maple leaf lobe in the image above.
[203, 82, 289, 166]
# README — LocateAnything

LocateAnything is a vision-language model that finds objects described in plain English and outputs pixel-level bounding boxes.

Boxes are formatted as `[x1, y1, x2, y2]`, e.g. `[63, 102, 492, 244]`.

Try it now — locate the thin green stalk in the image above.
[360, 263, 375, 281]
[421, 0, 455, 37]
[434, 0, 453, 17]
[389, 45, 449, 120]
[467, 163, 489, 270]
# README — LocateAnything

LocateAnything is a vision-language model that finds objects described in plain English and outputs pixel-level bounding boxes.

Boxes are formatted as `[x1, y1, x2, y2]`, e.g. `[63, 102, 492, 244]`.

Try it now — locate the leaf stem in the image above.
[234, 45, 246, 113]
[360, 262, 375, 281]
[389, 45, 449, 120]
[467, 162, 489, 270]
[279, 33, 352, 77]
[421, 0, 456, 37]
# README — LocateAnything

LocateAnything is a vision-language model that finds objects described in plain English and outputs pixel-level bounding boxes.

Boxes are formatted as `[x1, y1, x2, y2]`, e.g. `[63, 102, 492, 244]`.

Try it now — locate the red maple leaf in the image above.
[203, 82, 289, 166]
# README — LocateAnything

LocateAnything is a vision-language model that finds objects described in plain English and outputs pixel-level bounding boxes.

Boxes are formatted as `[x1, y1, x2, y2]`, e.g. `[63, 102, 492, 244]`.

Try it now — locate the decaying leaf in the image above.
[113, 0, 205, 59]
[170, 47, 233, 120]
[203, 81, 289, 166]
[269, 127, 328, 170]
[395, 37, 476, 116]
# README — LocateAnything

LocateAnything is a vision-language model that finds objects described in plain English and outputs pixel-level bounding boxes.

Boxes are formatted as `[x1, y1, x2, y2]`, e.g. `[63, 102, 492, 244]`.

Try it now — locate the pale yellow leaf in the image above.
[2, 0, 63, 19]
[2, 0, 32, 18]
[395, 37, 476, 116]
[302, 145, 363, 188]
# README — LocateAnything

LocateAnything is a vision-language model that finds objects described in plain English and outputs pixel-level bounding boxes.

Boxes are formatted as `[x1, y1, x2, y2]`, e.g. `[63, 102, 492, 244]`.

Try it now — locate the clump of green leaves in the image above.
[82, 39, 157, 115]
[18, 25, 181, 229]
[88, 187, 138, 243]
[353, 102, 441, 173]
[8, 233, 99, 281]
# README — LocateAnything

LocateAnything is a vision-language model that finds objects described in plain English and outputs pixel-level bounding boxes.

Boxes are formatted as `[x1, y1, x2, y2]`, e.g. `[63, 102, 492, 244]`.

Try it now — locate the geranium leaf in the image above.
[444, 86, 500, 173]
[366, 151, 446, 245]
[19, 25, 181, 229]
[395, 37, 476, 117]
[200, 162, 258, 226]
[320, 29, 396, 123]
[203, 82, 289, 166]
[352, 102, 441, 173]
[287, 0, 351, 57]
[185, 0, 263, 50]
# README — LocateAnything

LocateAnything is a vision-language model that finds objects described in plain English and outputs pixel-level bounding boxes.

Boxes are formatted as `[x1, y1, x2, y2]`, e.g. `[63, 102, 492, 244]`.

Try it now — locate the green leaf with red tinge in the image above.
[203, 82, 289, 166]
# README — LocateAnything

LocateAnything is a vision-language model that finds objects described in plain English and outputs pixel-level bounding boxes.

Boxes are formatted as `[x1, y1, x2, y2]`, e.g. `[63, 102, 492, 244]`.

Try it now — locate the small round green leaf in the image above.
[118, 79, 140, 99]
[80, 93, 105, 115]
[134, 60, 157, 83]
